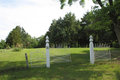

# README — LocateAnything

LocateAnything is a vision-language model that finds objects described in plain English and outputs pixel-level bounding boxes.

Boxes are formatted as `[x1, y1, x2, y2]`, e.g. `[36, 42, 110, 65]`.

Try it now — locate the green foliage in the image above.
[60, 0, 85, 9]
[112, 41, 120, 48]
[0, 40, 6, 49]
[6, 45, 11, 49]
[38, 35, 45, 48]
[6, 26, 30, 48]
[21, 27, 30, 48]
[5, 26, 44, 48]
[12, 48, 22, 52]
[79, 0, 85, 7]
[6, 26, 22, 47]
[11, 45, 15, 48]
[80, 10, 117, 45]
[48, 11, 118, 47]
[27, 37, 39, 48]
[48, 12, 81, 47]
[59, 0, 120, 46]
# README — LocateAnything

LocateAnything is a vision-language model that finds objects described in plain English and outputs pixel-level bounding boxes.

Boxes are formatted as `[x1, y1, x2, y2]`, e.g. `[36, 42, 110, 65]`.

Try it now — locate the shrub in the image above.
[11, 45, 15, 48]
[12, 48, 22, 52]
[112, 41, 120, 48]
[6, 46, 11, 49]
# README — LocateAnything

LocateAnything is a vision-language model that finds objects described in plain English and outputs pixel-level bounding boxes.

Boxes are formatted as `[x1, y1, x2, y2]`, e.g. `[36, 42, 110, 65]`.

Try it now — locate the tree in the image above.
[27, 37, 38, 48]
[6, 26, 30, 47]
[6, 28, 22, 47]
[38, 35, 45, 48]
[59, 0, 120, 46]
[0, 40, 6, 49]
[63, 13, 81, 46]
[49, 17, 66, 44]
[80, 11, 117, 46]
[21, 27, 30, 48]
[48, 12, 81, 47]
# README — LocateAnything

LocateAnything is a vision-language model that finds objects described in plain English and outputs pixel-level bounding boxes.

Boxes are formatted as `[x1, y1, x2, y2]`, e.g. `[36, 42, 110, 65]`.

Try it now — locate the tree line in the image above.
[47, 12, 118, 47]
[59, 0, 120, 47]
[0, 26, 46, 49]
[0, 8, 119, 48]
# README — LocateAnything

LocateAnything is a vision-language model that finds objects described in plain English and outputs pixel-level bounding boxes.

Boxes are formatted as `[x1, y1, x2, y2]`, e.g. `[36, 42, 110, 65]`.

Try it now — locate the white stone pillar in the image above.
[46, 36, 50, 68]
[89, 35, 94, 64]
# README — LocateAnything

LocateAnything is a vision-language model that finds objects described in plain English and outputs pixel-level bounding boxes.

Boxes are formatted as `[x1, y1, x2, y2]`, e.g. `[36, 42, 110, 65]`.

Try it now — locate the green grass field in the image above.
[0, 48, 120, 80]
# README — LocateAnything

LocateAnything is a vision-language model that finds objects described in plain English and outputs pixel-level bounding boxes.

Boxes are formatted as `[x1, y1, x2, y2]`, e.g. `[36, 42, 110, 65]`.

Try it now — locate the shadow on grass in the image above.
[0, 51, 104, 80]
[0, 61, 104, 80]
[114, 70, 120, 80]
[0, 49, 119, 80]
[110, 49, 120, 59]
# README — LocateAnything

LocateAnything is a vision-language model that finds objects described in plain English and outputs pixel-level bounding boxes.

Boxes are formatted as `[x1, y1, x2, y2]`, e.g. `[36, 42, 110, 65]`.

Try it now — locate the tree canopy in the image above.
[48, 12, 81, 47]
[46, 12, 118, 47]
[59, 0, 120, 46]
[6, 26, 30, 47]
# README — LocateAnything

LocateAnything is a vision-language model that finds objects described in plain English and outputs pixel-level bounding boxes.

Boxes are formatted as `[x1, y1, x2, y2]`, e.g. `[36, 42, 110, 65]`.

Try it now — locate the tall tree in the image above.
[48, 12, 81, 47]
[81, 11, 117, 45]
[21, 27, 30, 48]
[63, 13, 81, 46]
[6, 26, 30, 47]
[59, 0, 120, 46]
[50, 17, 66, 44]
[6, 28, 22, 47]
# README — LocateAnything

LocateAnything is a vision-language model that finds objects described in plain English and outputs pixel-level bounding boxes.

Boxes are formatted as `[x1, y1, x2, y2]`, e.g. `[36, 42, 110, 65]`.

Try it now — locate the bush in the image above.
[112, 41, 120, 48]
[11, 45, 15, 48]
[6, 46, 11, 49]
[12, 48, 22, 52]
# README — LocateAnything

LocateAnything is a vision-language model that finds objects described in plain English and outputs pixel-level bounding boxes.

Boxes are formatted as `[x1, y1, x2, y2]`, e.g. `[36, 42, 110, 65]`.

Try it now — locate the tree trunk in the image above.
[114, 24, 120, 46]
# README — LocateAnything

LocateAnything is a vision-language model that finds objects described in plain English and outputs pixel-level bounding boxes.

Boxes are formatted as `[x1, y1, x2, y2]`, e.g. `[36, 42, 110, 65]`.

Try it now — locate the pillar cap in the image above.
[46, 36, 49, 43]
[46, 36, 49, 39]
[89, 35, 93, 42]
[89, 35, 93, 39]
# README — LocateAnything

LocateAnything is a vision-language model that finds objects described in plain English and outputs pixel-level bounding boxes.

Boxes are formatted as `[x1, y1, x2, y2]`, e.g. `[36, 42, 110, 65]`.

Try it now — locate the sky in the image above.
[0, 0, 95, 40]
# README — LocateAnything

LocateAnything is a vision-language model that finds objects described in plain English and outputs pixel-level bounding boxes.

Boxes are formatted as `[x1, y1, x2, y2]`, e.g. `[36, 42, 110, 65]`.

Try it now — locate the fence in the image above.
[46, 36, 72, 68]
[30, 35, 111, 67]
[94, 45, 111, 61]
[89, 35, 111, 64]
[30, 50, 46, 67]
[30, 36, 72, 68]
[50, 44, 72, 63]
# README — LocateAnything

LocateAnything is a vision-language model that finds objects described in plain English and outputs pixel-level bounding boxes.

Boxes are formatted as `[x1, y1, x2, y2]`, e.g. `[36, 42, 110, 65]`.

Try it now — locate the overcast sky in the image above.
[0, 0, 95, 40]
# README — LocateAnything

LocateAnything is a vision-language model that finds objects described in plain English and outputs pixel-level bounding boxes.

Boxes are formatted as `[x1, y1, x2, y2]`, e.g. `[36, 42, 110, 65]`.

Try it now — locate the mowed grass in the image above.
[0, 48, 120, 80]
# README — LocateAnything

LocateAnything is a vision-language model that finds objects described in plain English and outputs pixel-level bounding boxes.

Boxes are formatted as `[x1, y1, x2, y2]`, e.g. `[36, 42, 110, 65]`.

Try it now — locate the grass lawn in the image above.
[0, 48, 120, 80]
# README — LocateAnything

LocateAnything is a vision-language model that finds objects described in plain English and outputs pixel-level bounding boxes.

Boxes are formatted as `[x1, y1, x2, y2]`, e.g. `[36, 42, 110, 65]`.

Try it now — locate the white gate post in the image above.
[89, 35, 94, 64]
[46, 36, 50, 68]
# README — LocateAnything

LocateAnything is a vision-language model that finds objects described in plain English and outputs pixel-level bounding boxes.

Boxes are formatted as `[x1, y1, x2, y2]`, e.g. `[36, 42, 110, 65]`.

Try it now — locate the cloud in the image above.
[0, 0, 35, 8]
